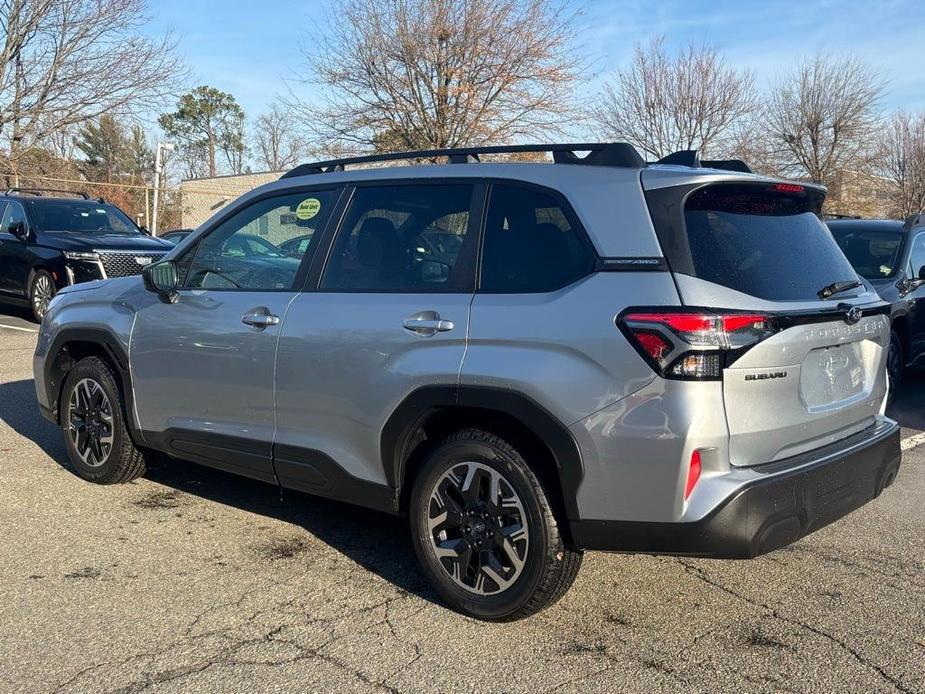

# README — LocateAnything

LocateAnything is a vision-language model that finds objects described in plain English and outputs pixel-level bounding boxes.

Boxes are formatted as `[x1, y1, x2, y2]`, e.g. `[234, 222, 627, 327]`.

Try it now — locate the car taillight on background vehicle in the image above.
[618, 310, 779, 380]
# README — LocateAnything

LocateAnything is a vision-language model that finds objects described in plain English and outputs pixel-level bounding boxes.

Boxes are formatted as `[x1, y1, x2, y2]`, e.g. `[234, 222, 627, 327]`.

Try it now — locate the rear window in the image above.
[663, 184, 859, 301]
[829, 226, 903, 279]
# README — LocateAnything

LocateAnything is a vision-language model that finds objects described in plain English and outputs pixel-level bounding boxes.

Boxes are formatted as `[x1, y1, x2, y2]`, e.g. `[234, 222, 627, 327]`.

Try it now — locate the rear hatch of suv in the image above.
[641, 174, 890, 467]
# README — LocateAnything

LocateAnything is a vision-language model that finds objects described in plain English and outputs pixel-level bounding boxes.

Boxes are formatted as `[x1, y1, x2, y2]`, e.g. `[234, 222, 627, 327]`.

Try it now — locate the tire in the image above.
[409, 429, 582, 621]
[60, 356, 146, 484]
[887, 330, 903, 406]
[29, 270, 56, 323]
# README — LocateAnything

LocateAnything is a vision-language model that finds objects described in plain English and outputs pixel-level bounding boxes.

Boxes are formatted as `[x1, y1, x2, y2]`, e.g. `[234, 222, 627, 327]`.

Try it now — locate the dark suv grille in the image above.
[97, 251, 167, 278]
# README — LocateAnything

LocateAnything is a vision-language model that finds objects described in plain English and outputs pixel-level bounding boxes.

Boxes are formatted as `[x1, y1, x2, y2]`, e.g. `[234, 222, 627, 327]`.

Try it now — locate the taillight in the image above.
[618, 309, 778, 380]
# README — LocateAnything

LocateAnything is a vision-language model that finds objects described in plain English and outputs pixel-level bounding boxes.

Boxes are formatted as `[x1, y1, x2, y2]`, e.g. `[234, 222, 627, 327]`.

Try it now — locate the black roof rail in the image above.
[280, 142, 646, 179]
[903, 213, 923, 230]
[653, 150, 753, 174]
[5, 187, 90, 200]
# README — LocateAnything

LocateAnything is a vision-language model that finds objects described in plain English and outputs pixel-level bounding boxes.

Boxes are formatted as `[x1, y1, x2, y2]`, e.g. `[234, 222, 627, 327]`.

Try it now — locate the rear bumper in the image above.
[571, 419, 902, 557]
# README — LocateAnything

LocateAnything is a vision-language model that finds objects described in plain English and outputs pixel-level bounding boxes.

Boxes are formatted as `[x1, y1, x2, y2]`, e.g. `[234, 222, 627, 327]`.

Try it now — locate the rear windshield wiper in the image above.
[817, 279, 862, 299]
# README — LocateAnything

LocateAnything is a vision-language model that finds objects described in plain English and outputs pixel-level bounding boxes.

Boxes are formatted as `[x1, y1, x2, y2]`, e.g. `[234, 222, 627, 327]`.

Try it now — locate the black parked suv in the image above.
[828, 217, 925, 397]
[0, 189, 172, 320]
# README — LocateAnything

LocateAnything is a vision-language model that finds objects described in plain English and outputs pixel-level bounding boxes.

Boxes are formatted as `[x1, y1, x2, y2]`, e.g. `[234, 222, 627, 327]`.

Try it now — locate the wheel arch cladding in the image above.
[382, 386, 585, 537]
[46, 330, 135, 432]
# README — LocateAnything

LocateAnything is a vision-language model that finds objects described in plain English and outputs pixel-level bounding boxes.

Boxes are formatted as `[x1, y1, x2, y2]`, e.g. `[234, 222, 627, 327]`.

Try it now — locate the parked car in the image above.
[827, 217, 925, 399]
[34, 144, 902, 621]
[160, 228, 194, 244]
[0, 189, 172, 321]
[278, 233, 313, 257]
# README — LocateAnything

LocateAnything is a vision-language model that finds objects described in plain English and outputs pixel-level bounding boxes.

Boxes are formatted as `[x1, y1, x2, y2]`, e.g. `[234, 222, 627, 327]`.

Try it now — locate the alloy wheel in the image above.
[67, 378, 114, 467]
[426, 461, 529, 595]
[32, 273, 54, 320]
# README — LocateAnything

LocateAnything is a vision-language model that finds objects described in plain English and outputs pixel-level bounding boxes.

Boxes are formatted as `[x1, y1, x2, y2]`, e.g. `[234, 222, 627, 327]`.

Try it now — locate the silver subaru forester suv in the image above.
[34, 143, 902, 621]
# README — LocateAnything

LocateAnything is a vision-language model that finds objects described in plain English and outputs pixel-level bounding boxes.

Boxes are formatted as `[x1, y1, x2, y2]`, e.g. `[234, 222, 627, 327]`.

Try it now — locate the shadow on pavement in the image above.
[0, 378, 435, 604]
[0, 305, 37, 324]
[887, 370, 925, 433]
[0, 379, 68, 463]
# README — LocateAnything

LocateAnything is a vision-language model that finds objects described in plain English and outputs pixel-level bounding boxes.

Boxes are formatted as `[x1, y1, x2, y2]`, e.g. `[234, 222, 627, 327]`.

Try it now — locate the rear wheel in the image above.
[409, 429, 582, 621]
[887, 330, 903, 405]
[61, 356, 146, 484]
[29, 270, 56, 322]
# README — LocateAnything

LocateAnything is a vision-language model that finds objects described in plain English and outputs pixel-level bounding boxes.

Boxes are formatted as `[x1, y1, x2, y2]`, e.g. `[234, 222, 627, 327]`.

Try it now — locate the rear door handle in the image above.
[403, 311, 454, 336]
[242, 310, 280, 329]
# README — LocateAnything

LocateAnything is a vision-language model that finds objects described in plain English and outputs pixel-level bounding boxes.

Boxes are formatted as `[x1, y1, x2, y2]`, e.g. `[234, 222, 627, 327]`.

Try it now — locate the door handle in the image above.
[403, 311, 454, 336]
[242, 310, 280, 329]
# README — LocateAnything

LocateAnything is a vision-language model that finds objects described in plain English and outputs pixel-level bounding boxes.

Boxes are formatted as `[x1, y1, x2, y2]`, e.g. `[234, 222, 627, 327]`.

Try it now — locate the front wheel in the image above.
[410, 429, 582, 621]
[29, 270, 56, 322]
[60, 356, 147, 484]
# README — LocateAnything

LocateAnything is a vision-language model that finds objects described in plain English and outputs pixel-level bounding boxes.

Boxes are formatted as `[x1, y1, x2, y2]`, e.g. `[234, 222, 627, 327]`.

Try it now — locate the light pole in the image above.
[151, 142, 175, 236]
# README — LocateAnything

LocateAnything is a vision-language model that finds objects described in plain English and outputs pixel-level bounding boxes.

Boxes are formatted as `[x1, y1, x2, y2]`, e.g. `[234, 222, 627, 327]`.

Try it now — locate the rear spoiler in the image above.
[653, 150, 753, 174]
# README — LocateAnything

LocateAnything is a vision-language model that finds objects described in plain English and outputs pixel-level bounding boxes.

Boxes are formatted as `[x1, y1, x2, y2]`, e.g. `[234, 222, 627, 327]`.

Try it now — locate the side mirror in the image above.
[142, 260, 179, 303]
[918, 265, 925, 281]
[8, 220, 27, 240]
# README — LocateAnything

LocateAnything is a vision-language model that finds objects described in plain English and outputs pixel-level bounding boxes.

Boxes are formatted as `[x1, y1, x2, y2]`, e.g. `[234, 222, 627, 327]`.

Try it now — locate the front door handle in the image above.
[403, 311, 454, 336]
[242, 310, 280, 329]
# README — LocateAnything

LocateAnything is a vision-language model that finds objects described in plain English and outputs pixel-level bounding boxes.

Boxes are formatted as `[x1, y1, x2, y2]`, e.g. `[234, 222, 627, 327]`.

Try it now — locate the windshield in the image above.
[674, 184, 860, 301]
[829, 227, 903, 280]
[26, 199, 140, 235]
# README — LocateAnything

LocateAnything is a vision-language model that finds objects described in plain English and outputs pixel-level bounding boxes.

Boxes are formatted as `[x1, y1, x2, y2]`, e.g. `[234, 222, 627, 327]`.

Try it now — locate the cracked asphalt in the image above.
[0, 308, 923, 694]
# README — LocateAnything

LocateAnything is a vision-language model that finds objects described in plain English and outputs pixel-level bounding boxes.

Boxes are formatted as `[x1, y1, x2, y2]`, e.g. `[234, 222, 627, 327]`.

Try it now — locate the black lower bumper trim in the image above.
[571, 421, 902, 558]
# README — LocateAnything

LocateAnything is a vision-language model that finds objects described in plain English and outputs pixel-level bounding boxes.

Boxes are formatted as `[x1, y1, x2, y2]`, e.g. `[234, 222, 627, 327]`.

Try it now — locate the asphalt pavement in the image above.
[0, 309, 922, 693]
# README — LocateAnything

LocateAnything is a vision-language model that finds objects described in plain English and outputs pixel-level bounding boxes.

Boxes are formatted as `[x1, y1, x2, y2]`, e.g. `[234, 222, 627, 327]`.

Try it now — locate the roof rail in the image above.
[653, 150, 753, 174]
[903, 213, 923, 230]
[5, 187, 90, 200]
[280, 142, 646, 179]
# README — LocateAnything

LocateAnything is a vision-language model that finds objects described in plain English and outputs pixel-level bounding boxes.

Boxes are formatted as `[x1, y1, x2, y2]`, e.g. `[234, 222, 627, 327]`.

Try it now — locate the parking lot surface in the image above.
[0, 310, 923, 694]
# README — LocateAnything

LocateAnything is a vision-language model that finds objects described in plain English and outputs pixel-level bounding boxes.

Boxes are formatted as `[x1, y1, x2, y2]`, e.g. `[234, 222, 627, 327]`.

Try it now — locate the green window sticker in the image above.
[296, 198, 321, 220]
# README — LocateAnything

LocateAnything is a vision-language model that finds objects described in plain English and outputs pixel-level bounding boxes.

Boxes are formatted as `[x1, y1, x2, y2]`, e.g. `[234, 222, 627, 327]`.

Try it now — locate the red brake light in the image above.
[634, 332, 672, 362]
[619, 310, 777, 380]
[774, 183, 804, 193]
[721, 314, 768, 332]
[685, 450, 702, 500]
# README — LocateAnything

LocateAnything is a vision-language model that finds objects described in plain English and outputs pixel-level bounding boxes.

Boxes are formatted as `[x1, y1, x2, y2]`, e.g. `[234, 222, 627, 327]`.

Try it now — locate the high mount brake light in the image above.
[774, 183, 805, 193]
[619, 310, 778, 380]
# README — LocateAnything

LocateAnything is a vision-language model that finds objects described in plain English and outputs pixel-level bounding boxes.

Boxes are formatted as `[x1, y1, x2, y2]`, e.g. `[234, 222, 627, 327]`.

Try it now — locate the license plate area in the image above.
[800, 343, 866, 410]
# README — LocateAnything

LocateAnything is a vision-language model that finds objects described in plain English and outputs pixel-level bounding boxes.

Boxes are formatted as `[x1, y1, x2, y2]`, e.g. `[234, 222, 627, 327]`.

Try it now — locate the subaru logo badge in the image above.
[845, 307, 863, 325]
[135, 256, 152, 266]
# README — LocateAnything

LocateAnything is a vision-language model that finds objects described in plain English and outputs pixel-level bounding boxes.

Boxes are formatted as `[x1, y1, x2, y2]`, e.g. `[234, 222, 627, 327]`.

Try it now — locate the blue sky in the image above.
[146, 0, 925, 121]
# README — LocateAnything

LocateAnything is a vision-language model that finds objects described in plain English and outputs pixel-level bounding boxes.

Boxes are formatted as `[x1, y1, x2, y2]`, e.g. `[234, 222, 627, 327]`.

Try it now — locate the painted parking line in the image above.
[0, 323, 37, 333]
[901, 431, 925, 451]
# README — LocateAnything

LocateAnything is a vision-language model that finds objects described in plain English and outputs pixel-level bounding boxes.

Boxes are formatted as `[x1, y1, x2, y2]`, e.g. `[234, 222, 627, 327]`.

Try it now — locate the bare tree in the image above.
[287, 0, 583, 153]
[592, 38, 755, 160]
[0, 0, 185, 185]
[253, 105, 306, 171]
[878, 110, 925, 218]
[765, 55, 884, 186]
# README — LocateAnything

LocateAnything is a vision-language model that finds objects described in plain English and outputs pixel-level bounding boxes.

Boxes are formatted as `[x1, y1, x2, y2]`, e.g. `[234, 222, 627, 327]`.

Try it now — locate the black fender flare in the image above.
[44, 328, 140, 440]
[381, 385, 585, 520]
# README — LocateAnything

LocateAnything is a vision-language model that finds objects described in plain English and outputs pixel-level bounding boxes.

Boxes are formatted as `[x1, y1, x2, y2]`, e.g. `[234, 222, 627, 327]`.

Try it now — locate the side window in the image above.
[480, 185, 592, 292]
[321, 184, 475, 291]
[0, 201, 27, 234]
[910, 234, 925, 279]
[182, 189, 336, 290]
